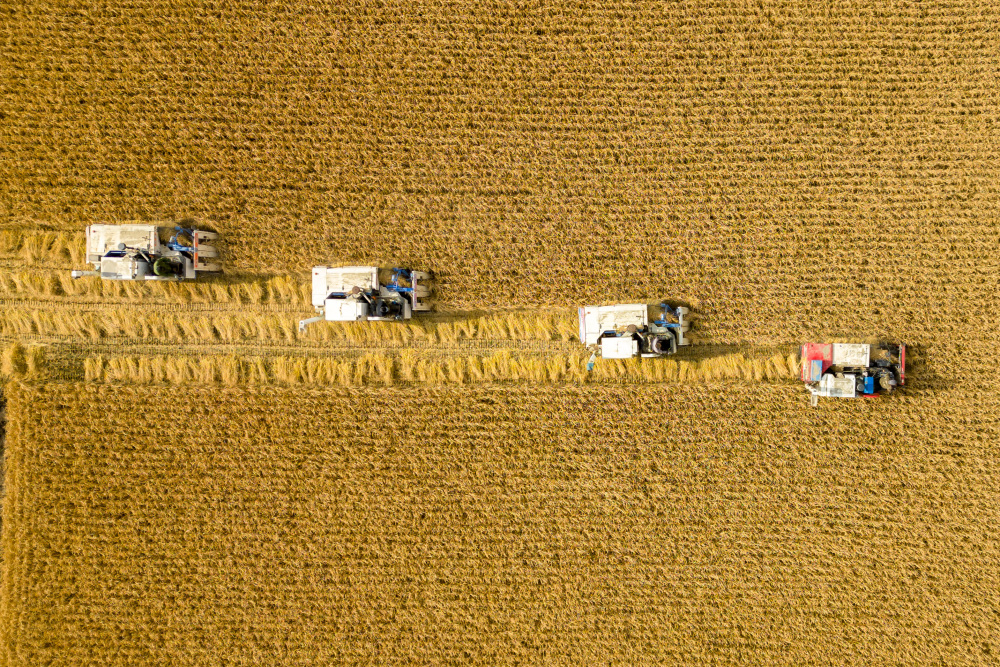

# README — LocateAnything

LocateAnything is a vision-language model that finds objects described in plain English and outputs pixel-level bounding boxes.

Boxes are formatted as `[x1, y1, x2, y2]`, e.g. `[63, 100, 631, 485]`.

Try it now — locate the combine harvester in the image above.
[299, 265, 432, 332]
[579, 302, 691, 369]
[800, 342, 906, 406]
[71, 224, 221, 281]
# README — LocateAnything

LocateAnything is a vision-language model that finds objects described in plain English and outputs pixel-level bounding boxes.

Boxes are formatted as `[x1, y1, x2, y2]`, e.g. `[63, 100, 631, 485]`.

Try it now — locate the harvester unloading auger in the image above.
[579, 302, 691, 368]
[71, 224, 221, 281]
[299, 265, 432, 332]
[800, 342, 906, 406]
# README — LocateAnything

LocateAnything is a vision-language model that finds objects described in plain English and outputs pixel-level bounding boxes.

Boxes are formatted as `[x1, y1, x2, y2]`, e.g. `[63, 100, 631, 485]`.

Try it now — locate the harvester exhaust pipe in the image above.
[299, 316, 324, 333]
[71, 270, 99, 279]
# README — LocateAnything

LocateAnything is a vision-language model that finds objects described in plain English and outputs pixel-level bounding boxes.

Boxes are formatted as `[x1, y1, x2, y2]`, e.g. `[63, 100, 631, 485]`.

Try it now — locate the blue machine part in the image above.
[385, 268, 414, 293]
[809, 359, 824, 382]
[652, 304, 683, 329]
[864, 376, 875, 394]
[166, 226, 195, 252]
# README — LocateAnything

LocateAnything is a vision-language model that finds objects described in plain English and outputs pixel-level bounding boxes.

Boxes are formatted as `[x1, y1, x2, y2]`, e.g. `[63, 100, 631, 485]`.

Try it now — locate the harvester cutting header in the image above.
[579, 302, 691, 360]
[800, 342, 905, 405]
[299, 265, 432, 331]
[71, 224, 221, 281]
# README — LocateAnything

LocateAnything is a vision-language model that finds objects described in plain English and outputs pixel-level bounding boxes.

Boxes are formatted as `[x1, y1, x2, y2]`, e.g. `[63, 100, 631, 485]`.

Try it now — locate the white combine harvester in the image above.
[579, 302, 691, 367]
[299, 266, 432, 332]
[800, 342, 906, 405]
[71, 224, 221, 281]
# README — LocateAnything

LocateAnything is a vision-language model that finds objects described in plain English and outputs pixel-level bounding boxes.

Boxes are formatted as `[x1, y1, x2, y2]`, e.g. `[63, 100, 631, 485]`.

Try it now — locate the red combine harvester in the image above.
[800, 343, 905, 406]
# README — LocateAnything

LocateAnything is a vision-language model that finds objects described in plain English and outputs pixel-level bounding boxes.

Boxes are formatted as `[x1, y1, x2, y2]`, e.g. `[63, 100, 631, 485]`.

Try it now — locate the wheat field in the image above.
[3, 382, 999, 665]
[2, 0, 1000, 664]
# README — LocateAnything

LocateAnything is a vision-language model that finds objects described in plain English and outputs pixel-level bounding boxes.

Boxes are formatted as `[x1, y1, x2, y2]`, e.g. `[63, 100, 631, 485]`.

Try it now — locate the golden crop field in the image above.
[3, 382, 1000, 665]
[2, 0, 1000, 663]
[5, 1, 1000, 340]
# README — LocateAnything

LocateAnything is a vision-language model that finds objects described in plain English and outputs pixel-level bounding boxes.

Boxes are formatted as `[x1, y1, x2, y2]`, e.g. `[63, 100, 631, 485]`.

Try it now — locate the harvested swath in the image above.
[0, 342, 26, 377]
[85, 350, 798, 387]
[0, 230, 85, 266]
[0, 342, 45, 378]
[308, 310, 579, 345]
[0, 272, 310, 307]
[0, 306, 583, 347]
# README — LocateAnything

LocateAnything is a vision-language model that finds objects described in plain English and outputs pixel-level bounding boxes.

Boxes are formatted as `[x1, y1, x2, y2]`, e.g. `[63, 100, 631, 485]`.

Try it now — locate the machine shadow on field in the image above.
[899, 343, 956, 392]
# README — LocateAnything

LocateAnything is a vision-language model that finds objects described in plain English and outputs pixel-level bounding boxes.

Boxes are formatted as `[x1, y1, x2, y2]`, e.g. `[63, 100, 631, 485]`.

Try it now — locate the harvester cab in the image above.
[70, 224, 221, 281]
[800, 342, 906, 406]
[299, 265, 432, 332]
[578, 302, 691, 360]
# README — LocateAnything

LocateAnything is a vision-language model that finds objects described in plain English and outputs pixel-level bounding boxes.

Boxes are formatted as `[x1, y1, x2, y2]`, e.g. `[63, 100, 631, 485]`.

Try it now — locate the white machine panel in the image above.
[832, 343, 870, 367]
[312, 267, 330, 307]
[579, 304, 648, 346]
[600, 336, 639, 359]
[311, 266, 379, 307]
[86, 224, 159, 262]
[816, 374, 857, 398]
[99, 256, 139, 280]
[324, 298, 368, 322]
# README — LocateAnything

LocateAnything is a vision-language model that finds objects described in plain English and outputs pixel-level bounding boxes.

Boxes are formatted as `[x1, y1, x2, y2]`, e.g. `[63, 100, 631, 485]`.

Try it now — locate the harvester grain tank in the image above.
[70, 224, 221, 281]
[299, 265, 432, 331]
[578, 302, 691, 364]
[800, 342, 906, 405]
